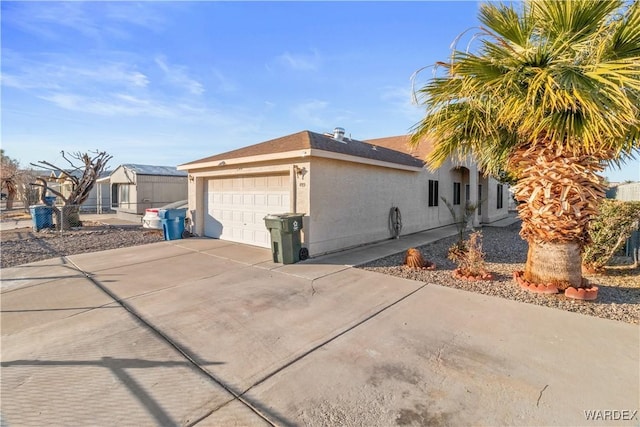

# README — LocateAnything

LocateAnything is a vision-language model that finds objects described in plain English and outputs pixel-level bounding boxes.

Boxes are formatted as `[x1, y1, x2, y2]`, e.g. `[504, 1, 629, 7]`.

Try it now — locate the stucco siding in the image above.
[307, 157, 459, 256]
[482, 177, 510, 224]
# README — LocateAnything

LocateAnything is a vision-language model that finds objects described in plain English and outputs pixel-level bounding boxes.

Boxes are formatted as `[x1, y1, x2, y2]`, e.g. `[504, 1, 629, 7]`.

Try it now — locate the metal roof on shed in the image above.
[121, 164, 187, 176]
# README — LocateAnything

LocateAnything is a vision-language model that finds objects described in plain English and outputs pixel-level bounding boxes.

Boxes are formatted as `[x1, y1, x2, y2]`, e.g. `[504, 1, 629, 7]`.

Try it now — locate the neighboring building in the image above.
[179, 128, 510, 257]
[606, 182, 640, 201]
[606, 181, 640, 263]
[108, 164, 187, 216]
[52, 170, 112, 212]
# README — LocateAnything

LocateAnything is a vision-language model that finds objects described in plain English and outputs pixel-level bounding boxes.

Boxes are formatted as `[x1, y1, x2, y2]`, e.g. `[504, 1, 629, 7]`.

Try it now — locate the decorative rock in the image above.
[357, 224, 638, 324]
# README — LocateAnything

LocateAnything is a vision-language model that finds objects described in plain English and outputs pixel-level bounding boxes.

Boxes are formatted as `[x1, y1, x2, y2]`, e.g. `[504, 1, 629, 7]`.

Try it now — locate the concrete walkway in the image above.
[1, 224, 638, 426]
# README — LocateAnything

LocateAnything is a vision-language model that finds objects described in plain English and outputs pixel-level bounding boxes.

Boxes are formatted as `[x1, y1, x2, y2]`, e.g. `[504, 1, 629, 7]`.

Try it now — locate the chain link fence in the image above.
[24, 200, 190, 235]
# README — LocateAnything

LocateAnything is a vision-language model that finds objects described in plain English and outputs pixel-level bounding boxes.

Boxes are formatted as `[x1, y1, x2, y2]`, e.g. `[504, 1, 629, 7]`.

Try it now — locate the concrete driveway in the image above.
[1, 231, 638, 426]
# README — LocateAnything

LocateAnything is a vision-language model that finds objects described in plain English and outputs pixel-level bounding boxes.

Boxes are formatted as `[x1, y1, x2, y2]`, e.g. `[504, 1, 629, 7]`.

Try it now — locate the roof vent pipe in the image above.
[333, 127, 345, 141]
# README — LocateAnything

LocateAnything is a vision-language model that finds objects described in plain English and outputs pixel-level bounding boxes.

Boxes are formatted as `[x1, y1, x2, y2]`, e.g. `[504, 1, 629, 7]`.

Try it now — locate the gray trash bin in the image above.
[264, 213, 306, 264]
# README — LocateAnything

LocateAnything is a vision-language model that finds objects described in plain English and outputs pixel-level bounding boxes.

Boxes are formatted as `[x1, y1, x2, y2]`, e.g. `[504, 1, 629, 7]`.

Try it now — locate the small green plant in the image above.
[442, 197, 480, 245]
[448, 231, 489, 278]
[583, 200, 640, 271]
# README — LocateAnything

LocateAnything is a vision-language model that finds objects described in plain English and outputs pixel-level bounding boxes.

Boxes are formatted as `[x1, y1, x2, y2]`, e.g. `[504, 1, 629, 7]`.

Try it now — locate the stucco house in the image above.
[108, 164, 187, 217]
[177, 128, 509, 257]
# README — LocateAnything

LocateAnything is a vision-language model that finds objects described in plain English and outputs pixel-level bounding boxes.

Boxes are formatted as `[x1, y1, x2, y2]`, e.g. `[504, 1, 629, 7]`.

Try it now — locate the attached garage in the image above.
[178, 129, 509, 257]
[204, 174, 290, 248]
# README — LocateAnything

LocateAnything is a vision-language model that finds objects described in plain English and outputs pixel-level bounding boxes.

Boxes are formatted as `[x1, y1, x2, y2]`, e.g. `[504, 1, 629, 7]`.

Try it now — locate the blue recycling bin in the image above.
[161, 218, 185, 240]
[43, 196, 56, 206]
[159, 208, 187, 240]
[30, 205, 54, 231]
[158, 208, 187, 220]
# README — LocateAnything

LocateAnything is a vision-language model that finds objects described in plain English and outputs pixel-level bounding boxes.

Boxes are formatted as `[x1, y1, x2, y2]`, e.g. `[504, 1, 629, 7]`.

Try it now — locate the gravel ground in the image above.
[2, 219, 638, 324]
[0, 223, 164, 269]
[358, 223, 639, 325]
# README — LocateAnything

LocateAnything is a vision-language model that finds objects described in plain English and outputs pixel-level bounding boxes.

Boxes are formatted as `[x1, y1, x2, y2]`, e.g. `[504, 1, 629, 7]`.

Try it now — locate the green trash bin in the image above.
[264, 213, 307, 264]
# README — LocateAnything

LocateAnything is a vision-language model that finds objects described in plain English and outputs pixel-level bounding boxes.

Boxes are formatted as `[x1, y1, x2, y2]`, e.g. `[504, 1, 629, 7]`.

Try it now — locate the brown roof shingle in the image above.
[364, 135, 434, 162]
[181, 130, 426, 169]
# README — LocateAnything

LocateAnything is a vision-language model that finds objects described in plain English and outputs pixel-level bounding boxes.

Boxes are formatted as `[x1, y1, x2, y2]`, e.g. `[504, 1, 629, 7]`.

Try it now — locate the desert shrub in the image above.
[442, 197, 481, 244]
[448, 231, 488, 276]
[583, 200, 640, 271]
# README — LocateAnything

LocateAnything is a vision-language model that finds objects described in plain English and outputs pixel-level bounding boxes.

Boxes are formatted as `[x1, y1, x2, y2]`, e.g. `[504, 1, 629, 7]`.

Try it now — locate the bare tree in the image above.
[30, 150, 112, 229]
[1, 149, 20, 209]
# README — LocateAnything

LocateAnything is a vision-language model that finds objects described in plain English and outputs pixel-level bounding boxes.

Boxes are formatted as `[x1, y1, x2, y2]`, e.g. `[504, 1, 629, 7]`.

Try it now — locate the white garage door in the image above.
[205, 174, 290, 247]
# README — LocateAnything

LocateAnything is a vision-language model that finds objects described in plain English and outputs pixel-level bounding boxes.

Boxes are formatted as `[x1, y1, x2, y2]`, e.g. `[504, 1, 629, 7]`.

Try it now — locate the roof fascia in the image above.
[179, 148, 423, 172]
[309, 149, 423, 172]
[177, 150, 309, 171]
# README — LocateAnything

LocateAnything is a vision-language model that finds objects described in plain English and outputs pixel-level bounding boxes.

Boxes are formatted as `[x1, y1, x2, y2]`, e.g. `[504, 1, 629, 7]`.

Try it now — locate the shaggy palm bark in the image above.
[510, 146, 607, 289]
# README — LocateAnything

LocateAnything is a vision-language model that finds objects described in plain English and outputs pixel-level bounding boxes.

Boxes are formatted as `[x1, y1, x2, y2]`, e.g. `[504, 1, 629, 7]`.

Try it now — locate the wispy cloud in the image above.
[40, 93, 173, 118]
[211, 69, 237, 93]
[276, 50, 321, 71]
[3, 2, 166, 42]
[2, 50, 212, 122]
[104, 3, 167, 31]
[380, 85, 423, 122]
[291, 99, 330, 127]
[1, 51, 149, 91]
[155, 55, 204, 95]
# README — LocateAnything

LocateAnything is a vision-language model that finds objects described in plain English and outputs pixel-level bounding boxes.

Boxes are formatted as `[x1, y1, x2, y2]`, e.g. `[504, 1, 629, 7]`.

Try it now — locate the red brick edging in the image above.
[453, 269, 494, 281]
[513, 271, 559, 294]
[513, 270, 599, 300]
[564, 285, 599, 301]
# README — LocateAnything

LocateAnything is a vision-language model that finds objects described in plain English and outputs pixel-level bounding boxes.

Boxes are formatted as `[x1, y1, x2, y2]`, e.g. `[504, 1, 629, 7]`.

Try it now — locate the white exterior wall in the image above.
[183, 153, 508, 256]
[109, 166, 137, 185]
[186, 158, 311, 240]
[613, 183, 640, 201]
[482, 177, 510, 224]
[307, 157, 466, 256]
[82, 182, 111, 212]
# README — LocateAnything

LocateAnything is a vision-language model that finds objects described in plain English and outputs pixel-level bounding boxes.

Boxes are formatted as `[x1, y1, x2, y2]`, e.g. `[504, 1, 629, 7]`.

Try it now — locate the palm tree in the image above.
[411, 0, 639, 289]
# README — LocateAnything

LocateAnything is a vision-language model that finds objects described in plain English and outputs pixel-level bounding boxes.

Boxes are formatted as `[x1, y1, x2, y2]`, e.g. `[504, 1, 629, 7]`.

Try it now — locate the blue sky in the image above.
[2, 1, 638, 182]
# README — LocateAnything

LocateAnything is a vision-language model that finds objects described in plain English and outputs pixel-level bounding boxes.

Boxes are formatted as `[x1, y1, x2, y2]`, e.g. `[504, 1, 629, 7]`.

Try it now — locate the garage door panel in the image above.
[254, 176, 267, 188]
[205, 175, 290, 248]
[267, 194, 282, 207]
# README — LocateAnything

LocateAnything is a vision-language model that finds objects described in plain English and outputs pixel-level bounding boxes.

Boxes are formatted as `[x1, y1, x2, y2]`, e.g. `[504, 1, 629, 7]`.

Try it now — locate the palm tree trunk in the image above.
[525, 240, 583, 289]
[509, 145, 607, 289]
